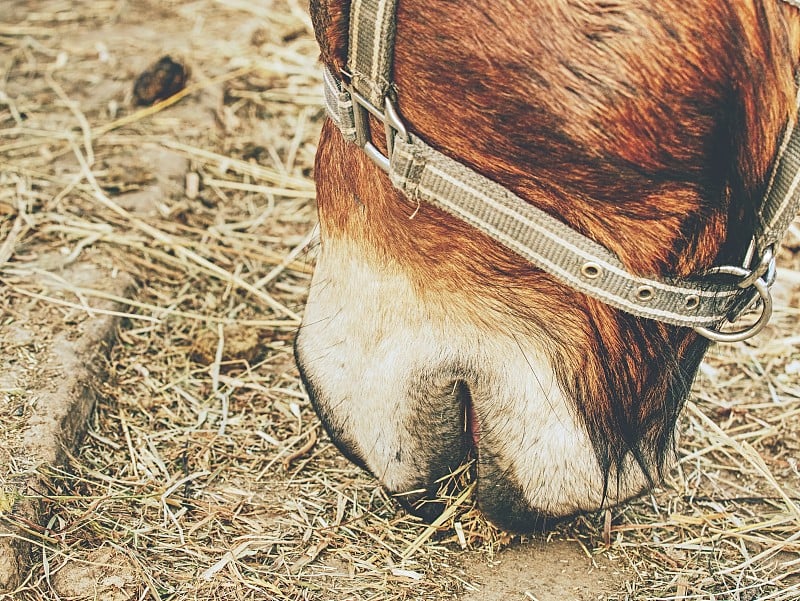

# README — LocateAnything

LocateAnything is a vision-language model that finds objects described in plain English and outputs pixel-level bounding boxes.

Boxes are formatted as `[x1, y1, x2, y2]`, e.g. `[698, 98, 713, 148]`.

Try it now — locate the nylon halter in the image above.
[322, 0, 800, 342]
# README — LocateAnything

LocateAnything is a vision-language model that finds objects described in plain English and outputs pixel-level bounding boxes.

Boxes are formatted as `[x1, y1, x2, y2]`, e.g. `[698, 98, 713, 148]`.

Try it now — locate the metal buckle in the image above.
[693, 264, 773, 343]
[739, 241, 776, 289]
[346, 84, 409, 173]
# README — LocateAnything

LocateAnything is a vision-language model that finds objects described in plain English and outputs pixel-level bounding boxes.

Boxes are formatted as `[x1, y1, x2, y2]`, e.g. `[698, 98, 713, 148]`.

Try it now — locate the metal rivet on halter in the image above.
[636, 285, 655, 301]
[685, 294, 700, 310]
[693, 264, 773, 343]
[581, 262, 602, 279]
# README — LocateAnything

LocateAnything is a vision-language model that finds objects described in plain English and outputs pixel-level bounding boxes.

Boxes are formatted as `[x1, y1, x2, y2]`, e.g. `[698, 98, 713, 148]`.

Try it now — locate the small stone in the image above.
[185, 171, 200, 200]
[191, 326, 265, 368]
[132, 55, 189, 106]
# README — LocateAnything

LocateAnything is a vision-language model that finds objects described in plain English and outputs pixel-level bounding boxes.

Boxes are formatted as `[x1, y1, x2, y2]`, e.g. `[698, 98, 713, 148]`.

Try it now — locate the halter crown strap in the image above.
[324, 0, 800, 340]
[759, 81, 800, 253]
[346, 0, 397, 107]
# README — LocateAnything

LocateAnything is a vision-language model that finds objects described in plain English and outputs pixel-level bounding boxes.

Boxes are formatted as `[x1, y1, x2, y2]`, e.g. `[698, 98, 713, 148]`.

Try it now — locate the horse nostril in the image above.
[394, 458, 477, 523]
[466, 391, 480, 448]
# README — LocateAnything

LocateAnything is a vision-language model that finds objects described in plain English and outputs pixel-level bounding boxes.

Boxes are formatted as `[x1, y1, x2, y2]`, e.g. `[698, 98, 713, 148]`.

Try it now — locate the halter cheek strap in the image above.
[322, 0, 800, 342]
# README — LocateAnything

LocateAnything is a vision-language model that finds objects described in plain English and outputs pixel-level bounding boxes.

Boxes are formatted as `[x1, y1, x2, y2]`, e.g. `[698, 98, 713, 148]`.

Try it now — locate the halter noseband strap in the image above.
[323, 0, 800, 342]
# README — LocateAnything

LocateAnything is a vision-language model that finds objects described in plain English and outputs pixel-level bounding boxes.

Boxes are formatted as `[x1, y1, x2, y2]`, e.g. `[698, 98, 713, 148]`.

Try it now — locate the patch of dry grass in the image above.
[1, 1, 799, 600]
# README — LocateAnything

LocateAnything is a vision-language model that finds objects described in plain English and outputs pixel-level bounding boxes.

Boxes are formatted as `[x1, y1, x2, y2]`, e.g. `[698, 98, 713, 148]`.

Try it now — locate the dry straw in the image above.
[1, 1, 799, 600]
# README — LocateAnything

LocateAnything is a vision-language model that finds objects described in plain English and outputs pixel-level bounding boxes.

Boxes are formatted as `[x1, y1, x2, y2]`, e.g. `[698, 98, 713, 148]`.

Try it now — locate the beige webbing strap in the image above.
[758, 77, 800, 253]
[346, 0, 397, 107]
[323, 66, 357, 142]
[388, 135, 744, 327]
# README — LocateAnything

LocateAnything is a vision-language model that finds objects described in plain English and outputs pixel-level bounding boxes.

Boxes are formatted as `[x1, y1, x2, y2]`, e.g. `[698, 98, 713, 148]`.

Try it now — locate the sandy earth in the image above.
[463, 540, 628, 601]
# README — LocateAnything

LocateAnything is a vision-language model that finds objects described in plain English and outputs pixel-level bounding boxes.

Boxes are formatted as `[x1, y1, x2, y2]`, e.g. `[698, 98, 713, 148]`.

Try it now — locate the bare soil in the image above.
[0, 261, 132, 589]
[463, 539, 628, 601]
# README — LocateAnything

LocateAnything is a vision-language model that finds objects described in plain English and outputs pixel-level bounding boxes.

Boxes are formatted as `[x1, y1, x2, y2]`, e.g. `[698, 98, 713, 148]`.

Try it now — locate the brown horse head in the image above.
[296, 0, 799, 531]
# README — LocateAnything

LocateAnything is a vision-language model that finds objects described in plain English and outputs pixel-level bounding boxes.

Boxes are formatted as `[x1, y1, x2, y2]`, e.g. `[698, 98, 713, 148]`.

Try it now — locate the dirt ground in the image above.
[1, 1, 799, 600]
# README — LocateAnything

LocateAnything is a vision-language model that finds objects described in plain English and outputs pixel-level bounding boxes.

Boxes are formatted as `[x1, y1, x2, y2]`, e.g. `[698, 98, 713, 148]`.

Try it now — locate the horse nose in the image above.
[396, 415, 564, 532]
[388, 379, 474, 521]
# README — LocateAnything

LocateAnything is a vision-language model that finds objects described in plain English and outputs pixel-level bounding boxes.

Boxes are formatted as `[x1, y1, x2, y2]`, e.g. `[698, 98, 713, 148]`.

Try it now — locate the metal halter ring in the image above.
[693, 265, 773, 343]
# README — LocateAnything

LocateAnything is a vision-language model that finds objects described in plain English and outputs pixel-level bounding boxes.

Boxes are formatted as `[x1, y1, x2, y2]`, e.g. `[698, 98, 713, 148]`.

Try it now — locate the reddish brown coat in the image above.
[309, 0, 799, 486]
